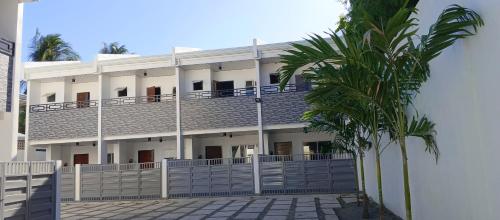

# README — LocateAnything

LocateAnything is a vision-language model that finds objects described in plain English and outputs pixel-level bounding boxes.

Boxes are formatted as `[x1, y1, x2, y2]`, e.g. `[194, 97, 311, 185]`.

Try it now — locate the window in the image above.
[46, 94, 56, 103]
[117, 88, 127, 97]
[269, 73, 280, 84]
[193, 81, 203, 91]
[172, 87, 176, 96]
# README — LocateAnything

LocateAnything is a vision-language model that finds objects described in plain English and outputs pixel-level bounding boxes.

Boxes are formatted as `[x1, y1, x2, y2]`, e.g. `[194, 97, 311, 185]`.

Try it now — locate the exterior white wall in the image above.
[362, 1, 500, 220]
[121, 139, 177, 163]
[38, 81, 65, 104]
[138, 75, 176, 96]
[212, 68, 256, 89]
[181, 68, 212, 94]
[195, 133, 259, 159]
[260, 63, 284, 86]
[107, 75, 136, 98]
[70, 81, 99, 101]
[267, 131, 334, 155]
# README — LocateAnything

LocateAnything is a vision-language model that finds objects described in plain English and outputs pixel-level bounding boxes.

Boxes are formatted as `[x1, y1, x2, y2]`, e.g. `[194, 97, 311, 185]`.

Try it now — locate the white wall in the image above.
[138, 75, 176, 96]
[212, 68, 256, 89]
[38, 81, 65, 104]
[70, 81, 99, 101]
[107, 75, 136, 98]
[267, 131, 334, 155]
[362, 1, 500, 219]
[181, 68, 212, 94]
[195, 133, 259, 159]
[123, 139, 177, 163]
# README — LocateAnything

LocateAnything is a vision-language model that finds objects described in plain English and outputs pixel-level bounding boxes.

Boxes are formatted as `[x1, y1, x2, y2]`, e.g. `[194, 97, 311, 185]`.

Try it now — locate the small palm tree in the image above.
[100, 42, 129, 54]
[29, 30, 80, 61]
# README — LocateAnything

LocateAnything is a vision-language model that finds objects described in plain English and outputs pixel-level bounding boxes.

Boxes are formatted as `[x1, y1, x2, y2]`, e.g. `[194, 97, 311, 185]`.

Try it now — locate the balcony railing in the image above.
[30, 100, 98, 113]
[260, 84, 311, 94]
[102, 94, 175, 106]
[0, 38, 14, 56]
[185, 87, 257, 99]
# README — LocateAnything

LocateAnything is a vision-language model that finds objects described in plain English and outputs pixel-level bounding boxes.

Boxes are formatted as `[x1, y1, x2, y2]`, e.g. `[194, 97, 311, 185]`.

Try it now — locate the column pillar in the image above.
[97, 74, 107, 164]
[253, 39, 265, 155]
[174, 49, 184, 159]
[24, 80, 32, 161]
[263, 132, 270, 155]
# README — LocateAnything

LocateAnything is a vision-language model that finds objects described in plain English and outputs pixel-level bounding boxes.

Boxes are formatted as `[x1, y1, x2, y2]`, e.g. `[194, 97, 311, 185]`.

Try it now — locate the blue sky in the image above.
[22, 0, 345, 61]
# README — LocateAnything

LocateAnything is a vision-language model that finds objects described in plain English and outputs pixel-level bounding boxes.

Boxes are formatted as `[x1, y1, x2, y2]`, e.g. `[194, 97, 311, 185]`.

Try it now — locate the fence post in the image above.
[252, 154, 261, 195]
[54, 160, 62, 220]
[26, 162, 32, 219]
[161, 159, 168, 199]
[74, 164, 81, 202]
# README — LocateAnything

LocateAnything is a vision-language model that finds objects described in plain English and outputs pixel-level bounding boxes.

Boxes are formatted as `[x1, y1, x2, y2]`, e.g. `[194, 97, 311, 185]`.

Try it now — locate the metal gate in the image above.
[80, 162, 161, 201]
[61, 166, 74, 202]
[259, 154, 356, 194]
[0, 161, 59, 220]
[167, 158, 254, 198]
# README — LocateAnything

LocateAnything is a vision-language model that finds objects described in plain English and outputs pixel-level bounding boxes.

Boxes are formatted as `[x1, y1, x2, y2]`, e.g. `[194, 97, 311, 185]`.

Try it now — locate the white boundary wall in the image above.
[363, 1, 500, 219]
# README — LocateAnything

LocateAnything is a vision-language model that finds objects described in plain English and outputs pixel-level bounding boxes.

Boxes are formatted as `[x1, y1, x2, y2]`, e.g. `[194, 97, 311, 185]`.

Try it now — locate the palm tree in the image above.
[362, 4, 483, 219]
[100, 42, 129, 54]
[279, 29, 389, 217]
[29, 30, 80, 61]
[280, 4, 483, 220]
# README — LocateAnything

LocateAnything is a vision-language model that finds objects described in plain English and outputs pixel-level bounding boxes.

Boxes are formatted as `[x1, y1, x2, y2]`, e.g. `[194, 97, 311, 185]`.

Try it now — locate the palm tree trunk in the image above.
[400, 137, 412, 220]
[353, 154, 360, 206]
[359, 152, 369, 218]
[374, 146, 384, 219]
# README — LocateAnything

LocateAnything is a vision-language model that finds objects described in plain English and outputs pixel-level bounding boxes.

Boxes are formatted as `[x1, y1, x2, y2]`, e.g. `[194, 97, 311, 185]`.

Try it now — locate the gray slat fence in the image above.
[0, 161, 61, 220]
[79, 162, 161, 201]
[259, 154, 357, 194]
[167, 157, 254, 198]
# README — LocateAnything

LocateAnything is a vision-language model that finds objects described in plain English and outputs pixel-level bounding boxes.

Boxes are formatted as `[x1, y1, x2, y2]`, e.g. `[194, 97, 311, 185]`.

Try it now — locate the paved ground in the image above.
[61, 194, 341, 220]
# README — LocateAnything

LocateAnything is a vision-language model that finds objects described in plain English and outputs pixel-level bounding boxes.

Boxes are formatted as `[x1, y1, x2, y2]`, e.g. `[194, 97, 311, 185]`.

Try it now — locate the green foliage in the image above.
[100, 42, 129, 54]
[29, 29, 80, 61]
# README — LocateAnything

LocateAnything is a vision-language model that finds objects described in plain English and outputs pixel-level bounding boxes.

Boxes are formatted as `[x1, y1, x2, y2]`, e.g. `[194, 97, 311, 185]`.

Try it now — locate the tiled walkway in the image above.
[61, 194, 341, 220]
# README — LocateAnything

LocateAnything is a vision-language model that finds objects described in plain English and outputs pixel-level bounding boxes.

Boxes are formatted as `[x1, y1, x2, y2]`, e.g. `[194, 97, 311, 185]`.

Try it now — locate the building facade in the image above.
[0, 0, 31, 161]
[25, 40, 334, 166]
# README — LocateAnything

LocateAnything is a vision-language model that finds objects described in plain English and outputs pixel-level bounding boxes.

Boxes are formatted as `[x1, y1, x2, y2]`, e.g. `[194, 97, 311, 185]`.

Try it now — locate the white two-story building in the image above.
[24, 40, 334, 165]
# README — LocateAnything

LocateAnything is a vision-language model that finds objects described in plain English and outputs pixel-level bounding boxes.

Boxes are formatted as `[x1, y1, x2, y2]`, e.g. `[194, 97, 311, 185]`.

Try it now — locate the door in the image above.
[274, 142, 293, 156]
[205, 146, 222, 159]
[76, 92, 90, 108]
[73, 154, 89, 165]
[217, 81, 234, 97]
[147, 86, 156, 102]
[138, 150, 154, 168]
[138, 150, 154, 163]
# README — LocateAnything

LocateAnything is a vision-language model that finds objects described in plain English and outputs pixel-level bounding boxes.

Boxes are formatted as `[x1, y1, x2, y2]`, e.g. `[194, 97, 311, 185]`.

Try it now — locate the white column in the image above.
[24, 81, 31, 161]
[252, 153, 261, 194]
[97, 74, 106, 164]
[113, 142, 120, 164]
[175, 64, 184, 159]
[253, 39, 264, 155]
[74, 164, 81, 201]
[161, 159, 168, 198]
[263, 132, 270, 154]
[46, 145, 52, 161]
[54, 160, 62, 220]
[184, 136, 193, 159]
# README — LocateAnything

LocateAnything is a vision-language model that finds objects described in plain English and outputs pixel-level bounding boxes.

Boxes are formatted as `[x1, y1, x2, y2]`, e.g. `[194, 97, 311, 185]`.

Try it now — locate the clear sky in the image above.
[22, 0, 345, 61]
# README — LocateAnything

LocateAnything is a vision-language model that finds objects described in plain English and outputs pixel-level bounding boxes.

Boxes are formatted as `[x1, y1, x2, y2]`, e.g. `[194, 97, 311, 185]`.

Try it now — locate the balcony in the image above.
[101, 94, 176, 137]
[29, 100, 98, 141]
[261, 84, 310, 126]
[181, 87, 258, 131]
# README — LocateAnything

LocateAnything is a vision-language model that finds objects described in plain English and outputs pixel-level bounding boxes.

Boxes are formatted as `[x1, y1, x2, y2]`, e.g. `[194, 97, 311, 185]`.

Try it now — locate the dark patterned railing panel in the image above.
[260, 84, 311, 94]
[185, 87, 256, 99]
[0, 38, 14, 56]
[102, 94, 175, 106]
[30, 100, 99, 113]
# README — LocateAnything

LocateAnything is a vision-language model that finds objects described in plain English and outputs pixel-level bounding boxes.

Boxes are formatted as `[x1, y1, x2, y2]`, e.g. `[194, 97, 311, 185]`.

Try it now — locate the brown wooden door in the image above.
[147, 87, 156, 102]
[76, 92, 90, 108]
[73, 154, 89, 165]
[274, 142, 293, 156]
[138, 150, 154, 163]
[205, 146, 222, 159]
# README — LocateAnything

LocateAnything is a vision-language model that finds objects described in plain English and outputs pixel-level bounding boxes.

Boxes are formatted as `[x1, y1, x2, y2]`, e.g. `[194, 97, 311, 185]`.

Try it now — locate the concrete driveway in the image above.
[61, 194, 341, 220]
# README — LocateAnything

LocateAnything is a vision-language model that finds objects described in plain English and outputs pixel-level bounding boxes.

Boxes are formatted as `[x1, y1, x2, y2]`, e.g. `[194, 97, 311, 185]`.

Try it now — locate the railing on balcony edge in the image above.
[30, 100, 99, 113]
[102, 94, 175, 106]
[260, 83, 311, 94]
[185, 87, 257, 99]
[0, 37, 15, 56]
